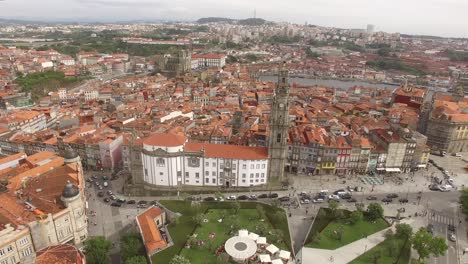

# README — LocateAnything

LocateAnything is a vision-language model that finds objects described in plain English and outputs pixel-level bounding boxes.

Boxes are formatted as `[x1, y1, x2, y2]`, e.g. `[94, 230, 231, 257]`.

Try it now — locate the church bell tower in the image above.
[268, 62, 290, 180]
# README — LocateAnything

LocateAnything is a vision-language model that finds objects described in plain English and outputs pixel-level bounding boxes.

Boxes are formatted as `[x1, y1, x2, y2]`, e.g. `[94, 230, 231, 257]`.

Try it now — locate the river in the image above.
[260, 76, 399, 90]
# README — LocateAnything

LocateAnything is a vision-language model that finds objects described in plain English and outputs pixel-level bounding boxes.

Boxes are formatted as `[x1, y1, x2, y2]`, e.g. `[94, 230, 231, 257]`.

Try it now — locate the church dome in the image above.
[62, 180, 79, 198]
[64, 148, 78, 160]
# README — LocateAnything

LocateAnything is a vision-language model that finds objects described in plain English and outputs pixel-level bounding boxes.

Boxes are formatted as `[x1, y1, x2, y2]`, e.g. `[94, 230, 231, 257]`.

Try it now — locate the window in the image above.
[7, 245, 13, 252]
[205, 171, 209, 176]
[212, 179, 216, 184]
[261, 173, 265, 178]
[233, 173, 236, 177]
[250, 164, 254, 169]
[220, 172, 224, 177]
[242, 180, 246, 183]
[156, 158, 165, 167]
[205, 162, 209, 167]
[144, 168, 148, 176]
[220, 163, 224, 169]
[256, 164, 260, 169]
[19, 237, 28, 246]
[0, 249, 4, 256]
[22, 247, 32, 257]
[159, 172, 163, 176]
[250, 173, 254, 178]
[212, 162, 216, 167]
[188, 158, 200, 167]
[205, 178, 209, 183]
[277, 133, 281, 143]
[195, 173, 200, 179]
[256, 173, 259, 178]
[242, 164, 247, 169]
[212, 172, 216, 176]
[256, 179, 259, 182]
[250, 180, 253, 183]
[185, 172, 189, 178]
[177, 171, 182, 177]
[233, 164, 236, 169]
[242, 173, 246, 178]
[262, 164, 266, 169]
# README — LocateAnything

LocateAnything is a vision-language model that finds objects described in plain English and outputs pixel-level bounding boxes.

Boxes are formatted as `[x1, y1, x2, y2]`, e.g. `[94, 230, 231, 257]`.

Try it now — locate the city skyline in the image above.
[0, 0, 467, 38]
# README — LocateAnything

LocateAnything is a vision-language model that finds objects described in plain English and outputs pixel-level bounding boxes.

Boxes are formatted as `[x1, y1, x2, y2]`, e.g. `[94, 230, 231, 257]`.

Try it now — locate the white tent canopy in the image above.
[225, 236, 257, 261]
[257, 237, 267, 245]
[279, 250, 291, 260]
[266, 244, 279, 255]
[272, 259, 283, 264]
[258, 254, 272, 263]
[238, 229, 249, 237]
[248, 232, 259, 241]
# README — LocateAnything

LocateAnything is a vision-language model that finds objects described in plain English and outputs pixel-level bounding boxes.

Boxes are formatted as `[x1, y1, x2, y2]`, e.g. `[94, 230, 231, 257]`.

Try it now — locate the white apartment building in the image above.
[141, 133, 268, 187]
[0, 225, 35, 264]
[0, 110, 46, 133]
[192, 53, 226, 68]
[84, 90, 99, 101]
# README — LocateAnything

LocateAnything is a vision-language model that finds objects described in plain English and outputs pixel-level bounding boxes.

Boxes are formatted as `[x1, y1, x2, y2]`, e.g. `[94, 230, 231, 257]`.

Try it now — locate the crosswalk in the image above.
[428, 210, 455, 226]
[360, 176, 384, 185]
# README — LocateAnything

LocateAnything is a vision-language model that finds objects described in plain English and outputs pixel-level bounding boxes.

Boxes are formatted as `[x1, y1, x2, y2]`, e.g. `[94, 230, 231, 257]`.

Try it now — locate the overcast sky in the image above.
[0, 0, 467, 37]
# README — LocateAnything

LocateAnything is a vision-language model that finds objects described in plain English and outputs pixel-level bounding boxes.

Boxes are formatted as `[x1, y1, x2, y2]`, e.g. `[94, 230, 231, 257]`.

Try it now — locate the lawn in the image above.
[350, 236, 411, 264]
[305, 208, 389, 250]
[154, 200, 291, 264]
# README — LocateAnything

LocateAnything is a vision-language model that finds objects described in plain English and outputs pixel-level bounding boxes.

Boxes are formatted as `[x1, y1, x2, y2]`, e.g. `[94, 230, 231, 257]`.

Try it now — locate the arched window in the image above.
[156, 158, 165, 167]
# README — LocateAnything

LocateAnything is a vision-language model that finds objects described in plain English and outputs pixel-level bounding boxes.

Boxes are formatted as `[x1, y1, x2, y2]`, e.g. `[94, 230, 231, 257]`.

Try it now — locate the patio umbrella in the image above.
[266, 244, 279, 255]
[256, 237, 267, 245]
[238, 229, 249, 237]
[248, 232, 259, 241]
[258, 254, 272, 263]
[279, 250, 291, 260]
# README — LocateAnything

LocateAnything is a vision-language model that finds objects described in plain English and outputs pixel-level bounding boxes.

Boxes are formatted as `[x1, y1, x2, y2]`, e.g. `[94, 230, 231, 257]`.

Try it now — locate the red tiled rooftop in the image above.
[143, 133, 187, 147]
[137, 207, 167, 254]
[186, 142, 268, 160]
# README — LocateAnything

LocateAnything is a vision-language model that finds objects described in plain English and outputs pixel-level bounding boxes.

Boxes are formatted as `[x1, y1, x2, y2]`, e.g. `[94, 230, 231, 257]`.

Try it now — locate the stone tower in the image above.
[268, 62, 291, 180]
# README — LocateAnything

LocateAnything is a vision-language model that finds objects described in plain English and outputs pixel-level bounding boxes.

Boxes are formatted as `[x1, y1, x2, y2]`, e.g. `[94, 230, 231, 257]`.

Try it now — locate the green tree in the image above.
[328, 200, 340, 219]
[84, 236, 112, 264]
[255, 222, 269, 236]
[349, 210, 363, 224]
[120, 232, 144, 262]
[169, 255, 191, 264]
[125, 256, 147, 264]
[411, 227, 448, 261]
[459, 188, 468, 215]
[396, 223, 413, 239]
[366, 203, 384, 221]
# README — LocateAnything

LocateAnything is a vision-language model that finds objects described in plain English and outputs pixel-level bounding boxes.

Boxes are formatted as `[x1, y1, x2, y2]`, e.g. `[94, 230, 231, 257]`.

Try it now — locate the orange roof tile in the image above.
[185, 142, 268, 160]
[137, 207, 167, 254]
[143, 133, 187, 147]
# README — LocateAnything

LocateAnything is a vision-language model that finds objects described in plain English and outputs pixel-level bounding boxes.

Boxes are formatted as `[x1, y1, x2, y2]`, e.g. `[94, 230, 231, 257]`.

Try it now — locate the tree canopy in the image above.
[84, 236, 112, 264]
[169, 255, 191, 264]
[411, 227, 448, 261]
[366, 203, 384, 221]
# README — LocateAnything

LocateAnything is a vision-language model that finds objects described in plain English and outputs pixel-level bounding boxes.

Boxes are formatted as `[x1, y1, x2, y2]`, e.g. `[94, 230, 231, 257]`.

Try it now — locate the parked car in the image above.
[328, 194, 340, 201]
[427, 224, 434, 235]
[116, 198, 126, 203]
[258, 194, 268, 199]
[248, 196, 258, 201]
[347, 198, 357, 203]
[386, 193, 398, 198]
[98, 186, 103, 190]
[111, 202, 121, 207]
[278, 196, 290, 202]
[399, 198, 409, 203]
[429, 184, 440, 191]
[340, 193, 352, 200]
[449, 232, 456, 242]
[107, 190, 113, 195]
[149, 200, 158, 205]
[237, 195, 248, 200]
[110, 195, 116, 201]
[127, 200, 136, 204]
[204, 197, 216, 201]
[137, 204, 147, 208]
[300, 199, 311, 204]
[333, 189, 346, 195]
[448, 224, 456, 232]
[103, 181, 108, 187]
[227, 195, 237, 200]
[269, 193, 279, 198]
[97, 192, 104, 197]
[367, 196, 378, 200]
[104, 198, 110, 203]
[382, 197, 393, 203]
[138, 200, 148, 205]
[312, 198, 325, 203]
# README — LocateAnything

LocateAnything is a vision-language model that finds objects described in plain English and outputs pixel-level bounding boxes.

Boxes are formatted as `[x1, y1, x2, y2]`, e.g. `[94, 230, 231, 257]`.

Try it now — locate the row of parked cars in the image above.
[201, 193, 280, 202]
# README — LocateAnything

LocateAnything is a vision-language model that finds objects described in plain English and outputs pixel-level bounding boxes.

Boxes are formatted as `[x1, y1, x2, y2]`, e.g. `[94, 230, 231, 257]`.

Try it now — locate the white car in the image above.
[300, 199, 311, 204]
[449, 233, 456, 242]
[227, 195, 236, 200]
[328, 194, 340, 200]
[455, 153, 462, 158]
[312, 198, 324, 203]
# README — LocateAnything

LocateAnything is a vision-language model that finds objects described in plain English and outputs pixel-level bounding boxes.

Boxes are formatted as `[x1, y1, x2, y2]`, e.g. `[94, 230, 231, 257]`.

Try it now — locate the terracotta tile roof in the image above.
[143, 133, 187, 147]
[185, 142, 268, 160]
[0, 152, 26, 167]
[137, 207, 167, 254]
[36, 244, 84, 264]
